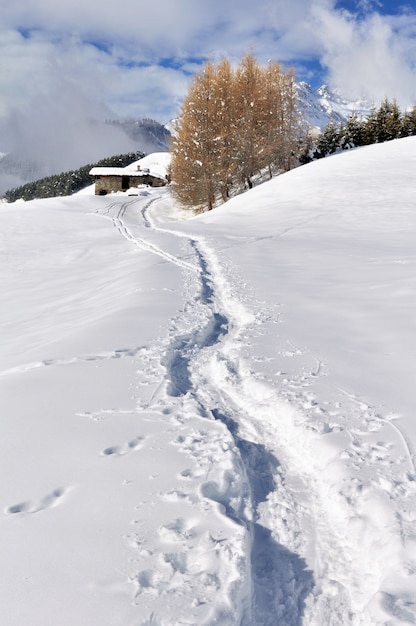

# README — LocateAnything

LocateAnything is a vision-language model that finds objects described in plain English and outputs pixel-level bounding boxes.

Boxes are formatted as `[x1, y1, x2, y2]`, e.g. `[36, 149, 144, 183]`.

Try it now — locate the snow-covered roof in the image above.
[89, 152, 171, 180]
[89, 167, 145, 177]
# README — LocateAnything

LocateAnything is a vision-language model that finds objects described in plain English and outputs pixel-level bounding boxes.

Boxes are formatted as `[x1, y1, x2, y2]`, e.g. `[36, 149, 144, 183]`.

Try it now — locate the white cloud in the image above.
[0, 1, 324, 131]
[311, 6, 416, 107]
[0, 29, 139, 171]
[1, 0, 416, 169]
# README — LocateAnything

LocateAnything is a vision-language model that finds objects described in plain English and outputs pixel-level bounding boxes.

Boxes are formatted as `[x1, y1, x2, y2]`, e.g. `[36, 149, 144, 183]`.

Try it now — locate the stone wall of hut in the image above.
[93, 174, 166, 195]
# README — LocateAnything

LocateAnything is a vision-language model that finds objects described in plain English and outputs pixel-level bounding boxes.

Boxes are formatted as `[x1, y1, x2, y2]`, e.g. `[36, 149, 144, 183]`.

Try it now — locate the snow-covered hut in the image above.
[89, 164, 167, 195]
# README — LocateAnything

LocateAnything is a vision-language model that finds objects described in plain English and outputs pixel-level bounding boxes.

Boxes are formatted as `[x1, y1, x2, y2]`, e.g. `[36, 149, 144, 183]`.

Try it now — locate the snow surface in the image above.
[1, 140, 416, 625]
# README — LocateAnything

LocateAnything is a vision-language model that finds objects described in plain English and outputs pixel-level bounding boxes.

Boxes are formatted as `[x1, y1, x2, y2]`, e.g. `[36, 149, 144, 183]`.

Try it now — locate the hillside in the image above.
[1, 138, 416, 625]
[0, 118, 171, 196]
[3, 151, 146, 202]
[0, 82, 371, 198]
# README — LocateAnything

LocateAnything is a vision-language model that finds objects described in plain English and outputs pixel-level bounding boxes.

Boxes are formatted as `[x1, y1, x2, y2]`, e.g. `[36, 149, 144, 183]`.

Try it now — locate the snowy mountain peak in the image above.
[297, 81, 372, 129]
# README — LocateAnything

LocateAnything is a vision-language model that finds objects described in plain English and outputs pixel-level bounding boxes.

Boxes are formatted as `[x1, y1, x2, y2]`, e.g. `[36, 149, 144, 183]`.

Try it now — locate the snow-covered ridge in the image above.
[297, 81, 372, 129]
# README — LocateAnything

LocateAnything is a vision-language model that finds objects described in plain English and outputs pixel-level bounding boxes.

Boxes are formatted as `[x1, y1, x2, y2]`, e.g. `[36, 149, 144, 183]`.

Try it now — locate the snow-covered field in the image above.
[1, 140, 416, 625]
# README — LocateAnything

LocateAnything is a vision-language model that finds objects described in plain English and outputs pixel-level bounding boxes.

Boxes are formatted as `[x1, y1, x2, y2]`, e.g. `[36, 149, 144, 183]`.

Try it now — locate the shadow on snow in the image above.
[212, 409, 314, 626]
[164, 312, 228, 398]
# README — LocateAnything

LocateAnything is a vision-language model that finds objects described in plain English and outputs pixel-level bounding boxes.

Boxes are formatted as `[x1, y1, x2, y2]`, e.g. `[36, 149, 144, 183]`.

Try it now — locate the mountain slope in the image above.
[297, 81, 372, 128]
[1, 139, 416, 625]
[0, 118, 171, 195]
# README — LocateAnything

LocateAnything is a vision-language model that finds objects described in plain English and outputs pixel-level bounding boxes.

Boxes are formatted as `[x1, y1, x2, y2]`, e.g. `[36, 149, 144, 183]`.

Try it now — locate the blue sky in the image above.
[1, 0, 416, 163]
[297, 0, 416, 89]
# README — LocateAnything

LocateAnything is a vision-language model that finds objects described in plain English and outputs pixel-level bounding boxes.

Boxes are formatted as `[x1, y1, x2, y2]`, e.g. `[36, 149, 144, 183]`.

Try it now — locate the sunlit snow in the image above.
[1, 140, 416, 625]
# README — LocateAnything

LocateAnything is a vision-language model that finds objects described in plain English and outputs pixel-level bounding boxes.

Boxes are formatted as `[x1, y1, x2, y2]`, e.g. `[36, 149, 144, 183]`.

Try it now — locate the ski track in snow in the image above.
[124, 191, 416, 626]
[92, 193, 316, 623]
[0, 346, 145, 377]
[6, 189, 416, 624]
[98, 198, 200, 274]
[92, 191, 416, 625]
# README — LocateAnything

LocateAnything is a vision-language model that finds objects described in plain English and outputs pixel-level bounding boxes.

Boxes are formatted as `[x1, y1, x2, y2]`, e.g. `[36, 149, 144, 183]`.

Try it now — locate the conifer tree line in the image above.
[301, 98, 416, 163]
[4, 151, 144, 202]
[170, 54, 302, 212]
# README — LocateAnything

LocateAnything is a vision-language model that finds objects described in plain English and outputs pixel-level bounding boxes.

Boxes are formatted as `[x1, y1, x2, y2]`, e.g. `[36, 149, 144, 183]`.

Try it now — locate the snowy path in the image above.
[2, 140, 416, 626]
[95, 187, 416, 625]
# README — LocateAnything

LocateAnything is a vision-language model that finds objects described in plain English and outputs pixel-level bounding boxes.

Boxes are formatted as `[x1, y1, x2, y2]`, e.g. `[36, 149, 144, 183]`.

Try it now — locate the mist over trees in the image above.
[170, 54, 302, 212]
[4, 152, 144, 203]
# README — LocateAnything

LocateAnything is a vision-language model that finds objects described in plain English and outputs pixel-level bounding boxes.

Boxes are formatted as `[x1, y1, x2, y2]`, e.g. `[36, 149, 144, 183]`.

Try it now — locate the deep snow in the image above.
[1, 140, 416, 625]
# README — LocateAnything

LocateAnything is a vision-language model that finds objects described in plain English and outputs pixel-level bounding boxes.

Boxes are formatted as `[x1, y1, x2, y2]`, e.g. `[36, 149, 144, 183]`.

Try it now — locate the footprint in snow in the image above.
[158, 518, 195, 543]
[101, 435, 145, 457]
[5, 487, 68, 515]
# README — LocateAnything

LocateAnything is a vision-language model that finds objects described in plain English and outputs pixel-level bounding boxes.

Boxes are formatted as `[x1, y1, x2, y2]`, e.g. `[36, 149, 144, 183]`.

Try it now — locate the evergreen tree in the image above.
[298, 130, 316, 165]
[4, 152, 144, 202]
[313, 121, 342, 159]
[375, 98, 402, 142]
[340, 112, 367, 149]
[299, 98, 416, 166]
[401, 105, 416, 137]
[363, 106, 379, 145]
